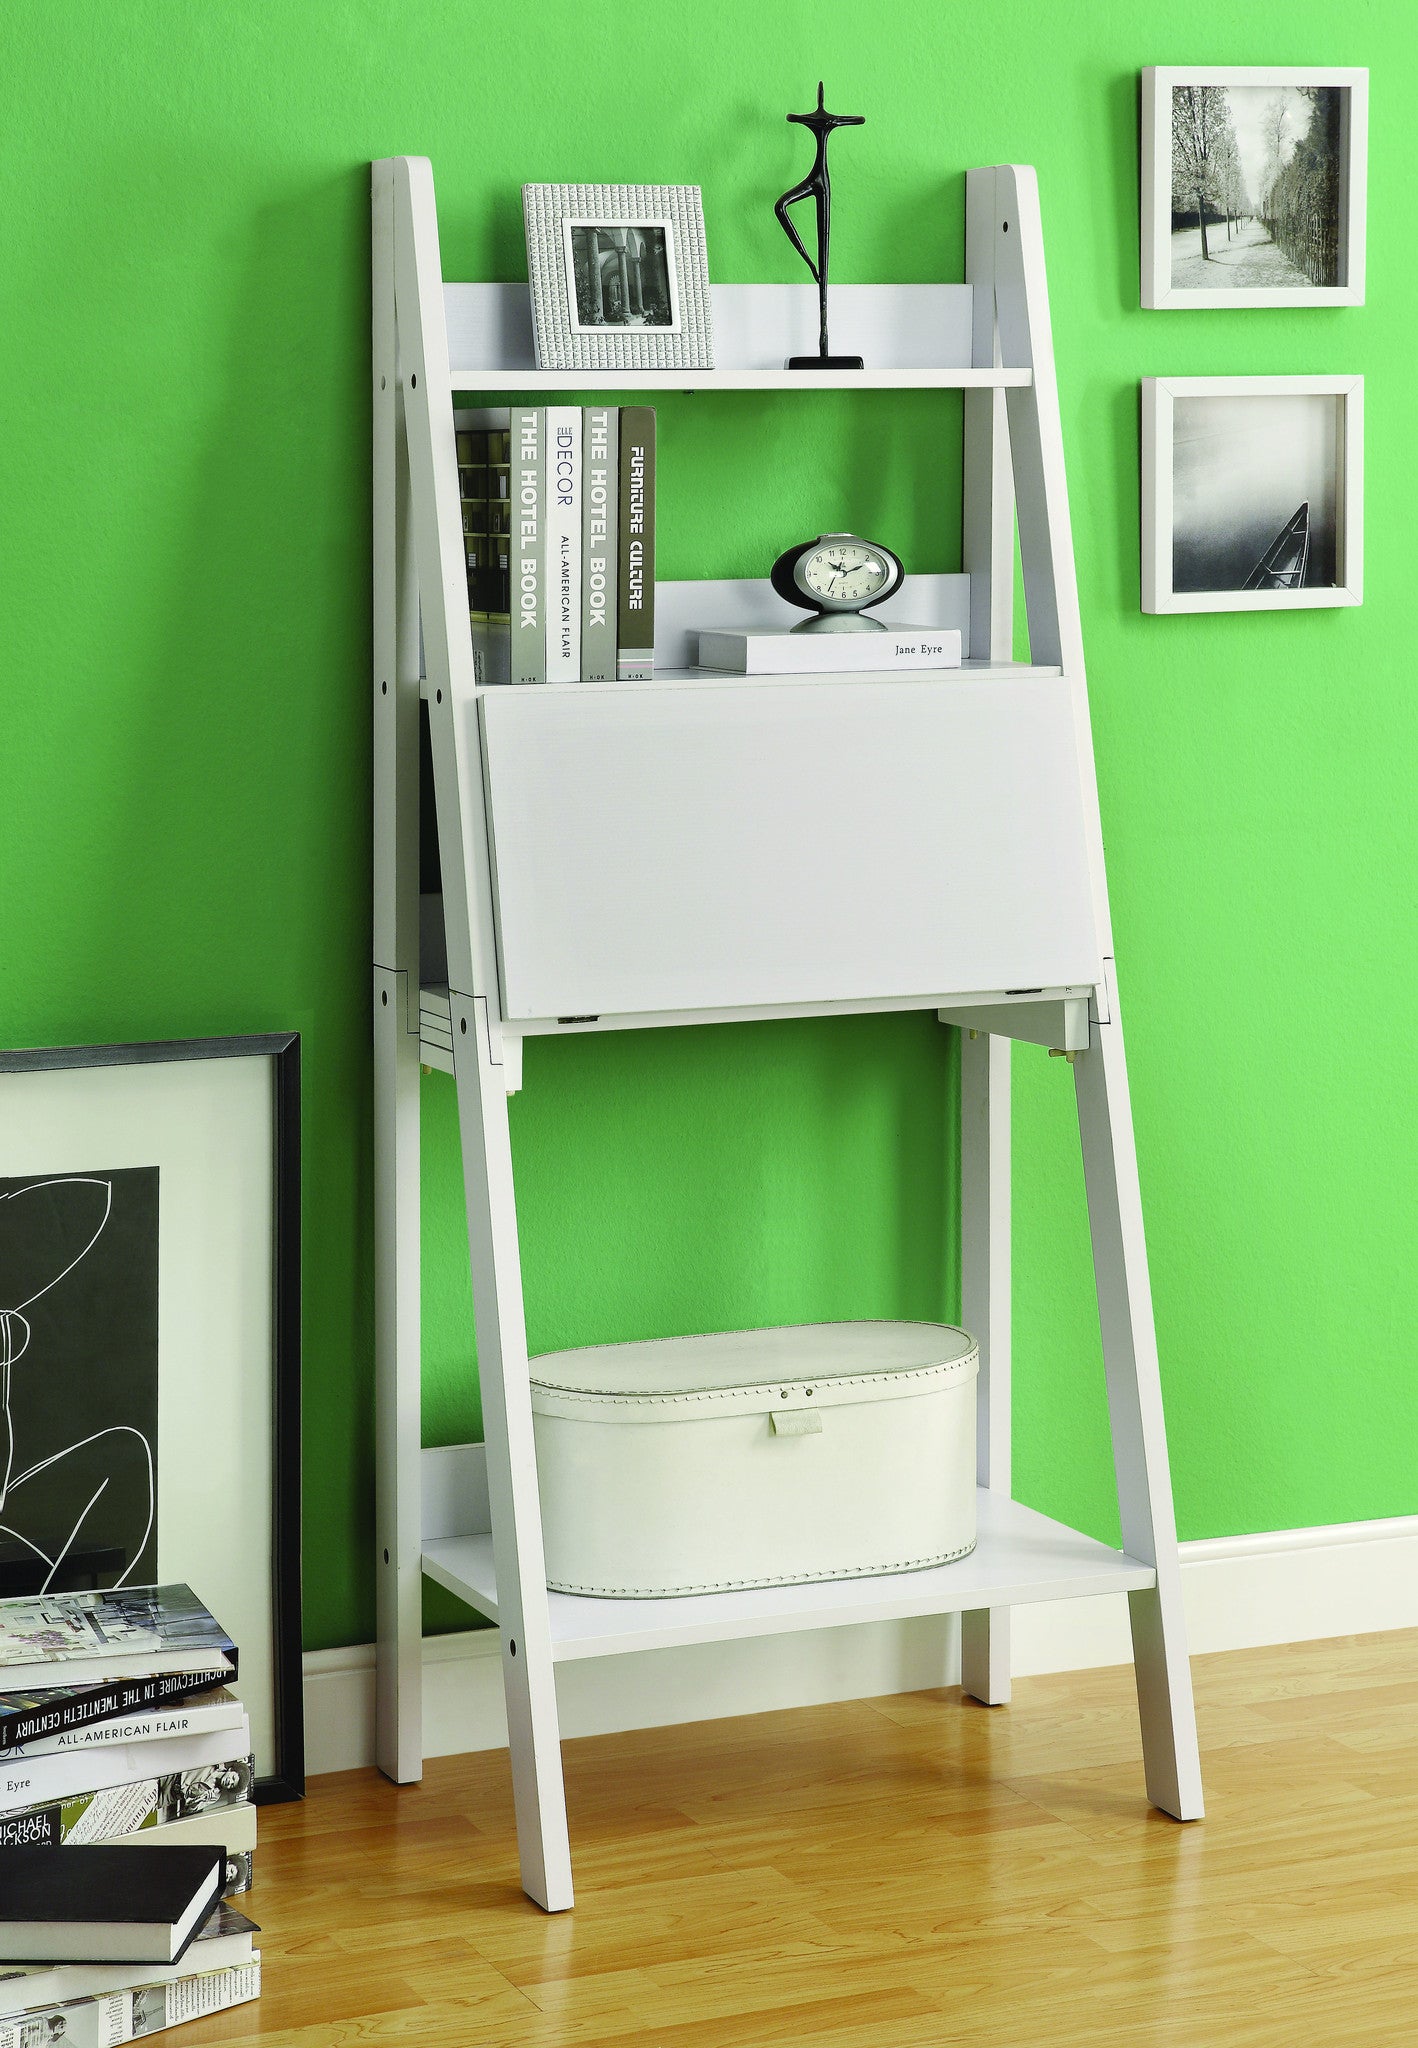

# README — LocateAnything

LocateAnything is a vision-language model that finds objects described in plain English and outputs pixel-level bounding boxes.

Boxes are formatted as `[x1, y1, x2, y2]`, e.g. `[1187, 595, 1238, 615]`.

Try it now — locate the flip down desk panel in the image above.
[478, 676, 1101, 1023]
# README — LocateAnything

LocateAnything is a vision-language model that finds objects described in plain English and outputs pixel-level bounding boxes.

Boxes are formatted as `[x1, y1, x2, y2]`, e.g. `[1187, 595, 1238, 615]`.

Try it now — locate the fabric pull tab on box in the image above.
[771, 1408, 823, 1436]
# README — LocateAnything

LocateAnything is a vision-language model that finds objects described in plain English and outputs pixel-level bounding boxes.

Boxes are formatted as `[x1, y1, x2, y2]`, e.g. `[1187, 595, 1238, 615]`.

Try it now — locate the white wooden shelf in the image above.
[451, 367, 1032, 392]
[443, 280, 1029, 391]
[423, 660, 1063, 699]
[421, 1490, 1155, 1661]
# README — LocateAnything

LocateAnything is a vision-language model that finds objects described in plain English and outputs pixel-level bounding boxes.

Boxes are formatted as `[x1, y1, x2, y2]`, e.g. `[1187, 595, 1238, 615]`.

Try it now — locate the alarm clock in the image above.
[770, 532, 905, 632]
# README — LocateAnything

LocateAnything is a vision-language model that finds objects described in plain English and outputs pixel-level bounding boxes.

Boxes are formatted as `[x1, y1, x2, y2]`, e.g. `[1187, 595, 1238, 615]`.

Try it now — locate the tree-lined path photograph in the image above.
[1169, 81, 1345, 292]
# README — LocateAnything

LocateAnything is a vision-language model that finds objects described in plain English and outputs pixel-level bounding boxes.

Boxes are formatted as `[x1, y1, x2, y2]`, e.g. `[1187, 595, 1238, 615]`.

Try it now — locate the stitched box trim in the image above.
[532, 1356, 976, 1411]
[546, 1537, 979, 1599]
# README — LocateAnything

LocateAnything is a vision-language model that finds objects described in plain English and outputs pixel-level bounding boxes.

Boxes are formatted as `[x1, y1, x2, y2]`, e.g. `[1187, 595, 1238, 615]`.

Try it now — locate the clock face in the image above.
[801, 541, 890, 607]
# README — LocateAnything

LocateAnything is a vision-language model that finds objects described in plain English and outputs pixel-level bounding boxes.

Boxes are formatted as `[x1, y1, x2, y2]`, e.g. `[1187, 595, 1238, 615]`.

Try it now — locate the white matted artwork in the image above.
[1141, 376, 1363, 614]
[524, 183, 714, 370]
[1141, 67, 1368, 308]
[0, 1036, 302, 1795]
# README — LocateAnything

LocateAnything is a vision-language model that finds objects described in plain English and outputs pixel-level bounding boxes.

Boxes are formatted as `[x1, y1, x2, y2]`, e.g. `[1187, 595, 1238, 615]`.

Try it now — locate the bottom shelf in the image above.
[421, 1490, 1155, 1663]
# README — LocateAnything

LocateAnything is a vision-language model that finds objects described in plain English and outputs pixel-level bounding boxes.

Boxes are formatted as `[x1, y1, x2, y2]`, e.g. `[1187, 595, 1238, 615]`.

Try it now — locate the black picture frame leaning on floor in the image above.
[0, 1034, 303, 1802]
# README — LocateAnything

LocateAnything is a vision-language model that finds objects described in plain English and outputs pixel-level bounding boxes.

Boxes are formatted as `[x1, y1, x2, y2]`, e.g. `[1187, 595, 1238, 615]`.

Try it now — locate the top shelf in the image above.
[443, 282, 1031, 391]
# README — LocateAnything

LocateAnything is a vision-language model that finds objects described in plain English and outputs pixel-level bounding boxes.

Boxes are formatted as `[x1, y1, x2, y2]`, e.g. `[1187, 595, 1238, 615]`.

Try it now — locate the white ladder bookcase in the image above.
[372, 154, 1203, 1914]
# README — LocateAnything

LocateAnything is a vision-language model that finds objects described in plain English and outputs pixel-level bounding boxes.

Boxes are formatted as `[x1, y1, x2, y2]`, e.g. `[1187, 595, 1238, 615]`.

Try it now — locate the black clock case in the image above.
[770, 535, 905, 614]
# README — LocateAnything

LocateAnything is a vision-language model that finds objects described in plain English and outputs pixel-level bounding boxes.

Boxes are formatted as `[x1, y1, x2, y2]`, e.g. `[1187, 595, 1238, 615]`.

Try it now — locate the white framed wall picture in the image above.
[1141, 375, 1364, 614]
[1141, 68, 1368, 308]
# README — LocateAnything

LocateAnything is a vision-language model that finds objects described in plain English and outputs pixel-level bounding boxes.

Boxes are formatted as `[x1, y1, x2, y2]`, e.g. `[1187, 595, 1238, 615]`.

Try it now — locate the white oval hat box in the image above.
[529, 1321, 978, 1598]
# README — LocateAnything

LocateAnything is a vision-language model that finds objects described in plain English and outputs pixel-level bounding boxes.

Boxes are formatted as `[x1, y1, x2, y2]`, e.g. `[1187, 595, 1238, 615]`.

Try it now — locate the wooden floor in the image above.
[195, 1630, 1418, 2047]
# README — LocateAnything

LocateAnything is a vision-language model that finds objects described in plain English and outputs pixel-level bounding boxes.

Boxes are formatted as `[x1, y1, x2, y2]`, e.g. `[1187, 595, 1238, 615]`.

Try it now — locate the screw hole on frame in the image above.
[411, 372, 418, 387]
[509, 1639, 517, 1658]
[380, 375, 386, 390]
[436, 688, 442, 703]
[381, 680, 388, 695]
[381, 990, 388, 1006]
[1003, 220, 1010, 232]
[383, 1548, 389, 1564]
[460, 1017, 467, 1034]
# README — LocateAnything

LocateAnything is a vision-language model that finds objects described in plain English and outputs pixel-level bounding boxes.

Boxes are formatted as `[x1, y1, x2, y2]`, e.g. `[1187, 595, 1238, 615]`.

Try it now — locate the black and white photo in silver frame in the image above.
[0, 1035, 302, 1798]
[1142, 68, 1367, 309]
[565, 219, 679, 333]
[524, 182, 713, 370]
[1142, 376, 1364, 614]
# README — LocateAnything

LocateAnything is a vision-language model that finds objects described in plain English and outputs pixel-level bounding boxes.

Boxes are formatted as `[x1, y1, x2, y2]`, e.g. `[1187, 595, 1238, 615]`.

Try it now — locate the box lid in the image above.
[530, 1321, 977, 1419]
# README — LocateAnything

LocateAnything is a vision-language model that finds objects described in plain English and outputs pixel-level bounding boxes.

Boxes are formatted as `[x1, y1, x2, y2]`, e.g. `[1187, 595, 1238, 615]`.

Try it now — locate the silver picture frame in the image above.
[523, 183, 714, 371]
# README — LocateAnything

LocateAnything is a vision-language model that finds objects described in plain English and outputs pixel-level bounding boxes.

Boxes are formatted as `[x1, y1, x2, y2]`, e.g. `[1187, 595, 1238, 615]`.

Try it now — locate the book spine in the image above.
[0, 1960, 264, 2048]
[580, 407, 618, 683]
[0, 1719, 251, 1815]
[695, 627, 964, 675]
[9, 1696, 243, 1760]
[0, 1752, 254, 1848]
[545, 406, 581, 680]
[617, 407, 655, 680]
[0, 1668, 235, 1755]
[510, 407, 545, 683]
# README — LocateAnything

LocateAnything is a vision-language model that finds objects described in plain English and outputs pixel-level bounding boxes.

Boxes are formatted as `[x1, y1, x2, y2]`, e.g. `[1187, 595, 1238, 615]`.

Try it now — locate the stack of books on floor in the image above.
[0, 1587, 260, 2045]
[458, 406, 656, 684]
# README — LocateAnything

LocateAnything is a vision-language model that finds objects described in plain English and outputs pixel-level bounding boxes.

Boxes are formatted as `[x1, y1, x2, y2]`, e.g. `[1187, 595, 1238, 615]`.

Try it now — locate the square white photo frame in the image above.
[1142, 376, 1363, 614]
[1142, 68, 1368, 309]
[524, 183, 714, 371]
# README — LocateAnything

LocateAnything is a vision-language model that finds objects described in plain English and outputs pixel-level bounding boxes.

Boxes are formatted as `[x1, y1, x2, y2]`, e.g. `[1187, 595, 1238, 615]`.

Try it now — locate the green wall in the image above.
[4, 3, 1414, 1651]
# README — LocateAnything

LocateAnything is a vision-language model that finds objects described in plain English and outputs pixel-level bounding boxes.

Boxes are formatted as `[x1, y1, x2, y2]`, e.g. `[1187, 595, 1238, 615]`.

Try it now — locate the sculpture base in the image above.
[786, 354, 864, 370]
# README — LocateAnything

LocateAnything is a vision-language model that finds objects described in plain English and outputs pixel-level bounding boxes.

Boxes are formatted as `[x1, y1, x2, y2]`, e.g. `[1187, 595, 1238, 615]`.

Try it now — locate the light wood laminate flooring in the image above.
[198, 1630, 1418, 2046]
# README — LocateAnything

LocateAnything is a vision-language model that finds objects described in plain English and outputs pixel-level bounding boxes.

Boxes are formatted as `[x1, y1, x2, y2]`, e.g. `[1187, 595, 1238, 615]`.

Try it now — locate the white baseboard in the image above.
[302, 1515, 1418, 1777]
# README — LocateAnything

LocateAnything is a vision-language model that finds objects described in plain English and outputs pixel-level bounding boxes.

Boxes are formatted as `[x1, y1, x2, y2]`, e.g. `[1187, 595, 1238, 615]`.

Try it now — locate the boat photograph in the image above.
[1168, 389, 1341, 595]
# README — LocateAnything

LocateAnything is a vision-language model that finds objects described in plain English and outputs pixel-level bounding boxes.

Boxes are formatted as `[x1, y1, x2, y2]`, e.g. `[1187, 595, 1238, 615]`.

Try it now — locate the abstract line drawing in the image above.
[0, 1176, 156, 1593]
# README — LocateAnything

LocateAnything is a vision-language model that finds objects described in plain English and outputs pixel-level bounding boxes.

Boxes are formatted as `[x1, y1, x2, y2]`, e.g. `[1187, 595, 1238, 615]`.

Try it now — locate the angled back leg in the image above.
[960, 1029, 1012, 1706]
[373, 157, 425, 1785]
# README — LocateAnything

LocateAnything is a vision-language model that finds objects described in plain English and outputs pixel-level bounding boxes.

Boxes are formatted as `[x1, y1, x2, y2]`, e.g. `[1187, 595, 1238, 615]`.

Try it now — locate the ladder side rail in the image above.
[447, 993, 574, 1908]
[373, 158, 425, 1784]
[991, 165, 1202, 1818]
[392, 157, 573, 1909]
[959, 1027, 1012, 1705]
[390, 157, 503, 1034]
[960, 179, 1015, 1702]
[990, 164, 1112, 959]
[1073, 972, 1204, 1821]
[963, 166, 1015, 664]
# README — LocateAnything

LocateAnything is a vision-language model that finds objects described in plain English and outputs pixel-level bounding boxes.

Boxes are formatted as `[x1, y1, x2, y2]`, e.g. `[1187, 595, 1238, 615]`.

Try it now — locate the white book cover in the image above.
[0, 1720, 250, 1818]
[695, 625, 963, 676]
[545, 405, 581, 680]
[113, 1803, 257, 1858]
[6, 1691, 245, 1760]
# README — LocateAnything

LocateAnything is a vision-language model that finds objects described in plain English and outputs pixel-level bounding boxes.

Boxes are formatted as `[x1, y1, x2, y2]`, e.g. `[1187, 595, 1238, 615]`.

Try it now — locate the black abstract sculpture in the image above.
[775, 82, 865, 370]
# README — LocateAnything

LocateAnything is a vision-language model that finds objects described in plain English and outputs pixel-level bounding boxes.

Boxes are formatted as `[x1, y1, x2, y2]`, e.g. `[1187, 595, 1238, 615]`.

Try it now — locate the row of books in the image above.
[458, 406, 656, 684]
[0, 1586, 260, 2044]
